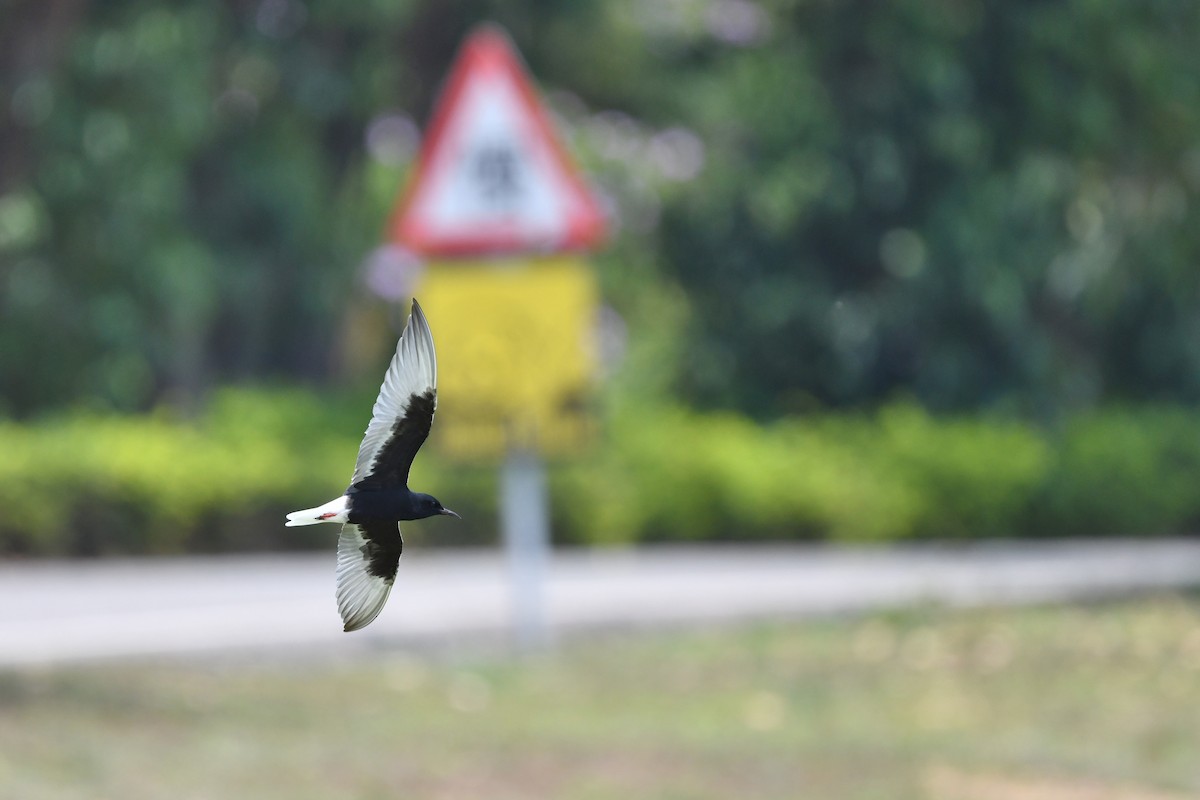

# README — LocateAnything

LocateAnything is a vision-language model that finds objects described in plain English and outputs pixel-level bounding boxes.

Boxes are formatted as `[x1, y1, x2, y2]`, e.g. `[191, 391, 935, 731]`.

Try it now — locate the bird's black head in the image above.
[411, 492, 461, 521]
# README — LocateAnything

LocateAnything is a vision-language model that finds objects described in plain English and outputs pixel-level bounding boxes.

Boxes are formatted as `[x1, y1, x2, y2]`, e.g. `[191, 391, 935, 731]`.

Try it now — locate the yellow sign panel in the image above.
[416, 257, 598, 460]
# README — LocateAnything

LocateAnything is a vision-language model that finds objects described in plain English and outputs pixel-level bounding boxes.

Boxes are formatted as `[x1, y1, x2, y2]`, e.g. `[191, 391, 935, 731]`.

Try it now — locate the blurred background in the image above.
[3, 1, 1200, 798]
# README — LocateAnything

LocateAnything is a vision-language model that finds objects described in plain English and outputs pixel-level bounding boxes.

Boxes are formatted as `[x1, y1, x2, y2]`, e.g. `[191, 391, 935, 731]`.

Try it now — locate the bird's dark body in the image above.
[345, 487, 443, 523]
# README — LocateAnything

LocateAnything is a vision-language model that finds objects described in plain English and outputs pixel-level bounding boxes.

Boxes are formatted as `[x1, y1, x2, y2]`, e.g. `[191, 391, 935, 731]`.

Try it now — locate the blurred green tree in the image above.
[1, 0, 1199, 421]
[635, 0, 1200, 418]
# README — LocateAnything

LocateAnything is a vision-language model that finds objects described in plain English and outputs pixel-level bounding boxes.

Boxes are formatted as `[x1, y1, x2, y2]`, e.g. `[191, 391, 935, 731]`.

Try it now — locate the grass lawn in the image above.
[2, 595, 1200, 799]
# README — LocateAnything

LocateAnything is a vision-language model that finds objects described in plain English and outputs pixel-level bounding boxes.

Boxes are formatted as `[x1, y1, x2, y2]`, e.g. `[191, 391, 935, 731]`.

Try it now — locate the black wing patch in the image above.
[352, 389, 436, 491]
[357, 520, 403, 581]
[336, 522, 404, 632]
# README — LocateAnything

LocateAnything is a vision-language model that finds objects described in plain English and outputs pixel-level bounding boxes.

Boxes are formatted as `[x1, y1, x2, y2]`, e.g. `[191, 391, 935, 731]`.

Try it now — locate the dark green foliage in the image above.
[4, 1, 1200, 421]
[647, 0, 1200, 417]
[1, 2, 387, 412]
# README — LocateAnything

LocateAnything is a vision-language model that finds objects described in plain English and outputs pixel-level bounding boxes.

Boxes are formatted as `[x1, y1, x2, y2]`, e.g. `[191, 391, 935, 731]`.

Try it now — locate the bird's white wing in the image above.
[336, 522, 403, 632]
[350, 299, 438, 487]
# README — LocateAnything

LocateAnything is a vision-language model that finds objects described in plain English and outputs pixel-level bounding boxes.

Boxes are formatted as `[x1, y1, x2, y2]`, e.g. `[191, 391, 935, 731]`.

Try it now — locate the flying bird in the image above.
[285, 299, 459, 632]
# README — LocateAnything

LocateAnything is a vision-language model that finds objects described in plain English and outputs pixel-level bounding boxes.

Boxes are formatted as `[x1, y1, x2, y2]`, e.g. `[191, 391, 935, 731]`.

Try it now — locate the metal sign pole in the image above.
[500, 446, 551, 651]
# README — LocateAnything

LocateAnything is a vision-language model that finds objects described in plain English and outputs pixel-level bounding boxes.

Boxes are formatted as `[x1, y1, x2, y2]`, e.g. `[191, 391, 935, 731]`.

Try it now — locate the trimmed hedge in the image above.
[554, 402, 1051, 544]
[2, 390, 1198, 556]
[0, 391, 346, 554]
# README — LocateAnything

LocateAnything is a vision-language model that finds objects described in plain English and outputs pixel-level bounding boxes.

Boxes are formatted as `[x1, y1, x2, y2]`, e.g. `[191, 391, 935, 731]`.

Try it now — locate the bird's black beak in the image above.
[440, 508, 462, 519]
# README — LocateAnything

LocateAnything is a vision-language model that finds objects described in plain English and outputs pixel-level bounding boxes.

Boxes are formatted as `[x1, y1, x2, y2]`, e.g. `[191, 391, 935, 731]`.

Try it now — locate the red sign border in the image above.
[387, 24, 607, 257]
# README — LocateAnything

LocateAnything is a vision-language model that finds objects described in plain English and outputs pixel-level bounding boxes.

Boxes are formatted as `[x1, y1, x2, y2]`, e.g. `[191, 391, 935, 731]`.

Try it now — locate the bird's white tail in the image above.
[285, 495, 349, 527]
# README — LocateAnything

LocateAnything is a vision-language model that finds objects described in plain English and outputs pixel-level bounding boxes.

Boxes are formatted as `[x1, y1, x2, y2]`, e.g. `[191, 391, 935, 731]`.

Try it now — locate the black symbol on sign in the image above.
[474, 144, 521, 205]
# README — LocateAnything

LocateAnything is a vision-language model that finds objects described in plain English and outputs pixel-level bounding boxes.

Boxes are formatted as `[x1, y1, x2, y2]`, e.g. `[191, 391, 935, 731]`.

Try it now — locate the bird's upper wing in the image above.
[336, 521, 402, 632]
[350, 300, 438, 490]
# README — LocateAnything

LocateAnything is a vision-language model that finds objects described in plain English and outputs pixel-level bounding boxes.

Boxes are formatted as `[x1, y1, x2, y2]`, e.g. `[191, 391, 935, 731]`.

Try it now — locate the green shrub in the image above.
[2, 389, 1199, 555]
[556, 407, 960, 544]
[0, 390, 348, 555]
[867, 403, 1051, 539]
[1031, 407, 1200, 538]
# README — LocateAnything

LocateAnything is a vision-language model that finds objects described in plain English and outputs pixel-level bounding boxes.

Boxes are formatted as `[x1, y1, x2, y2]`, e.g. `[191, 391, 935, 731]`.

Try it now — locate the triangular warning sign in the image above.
[388, 25, 607, 257]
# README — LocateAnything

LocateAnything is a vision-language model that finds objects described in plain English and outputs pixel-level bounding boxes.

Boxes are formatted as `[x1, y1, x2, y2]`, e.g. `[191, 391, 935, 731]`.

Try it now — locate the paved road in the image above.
[3, 539, 1200, 667]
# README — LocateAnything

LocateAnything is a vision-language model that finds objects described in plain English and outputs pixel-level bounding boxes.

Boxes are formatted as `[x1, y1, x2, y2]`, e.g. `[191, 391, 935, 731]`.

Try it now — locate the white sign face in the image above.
[422, 74, 567, 242]
[390, 28, 605, 256]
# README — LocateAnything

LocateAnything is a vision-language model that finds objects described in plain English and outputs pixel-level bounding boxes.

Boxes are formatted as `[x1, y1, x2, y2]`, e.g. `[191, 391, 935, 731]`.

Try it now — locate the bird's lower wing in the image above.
[336, 522, 403, 632]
